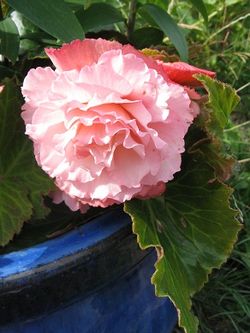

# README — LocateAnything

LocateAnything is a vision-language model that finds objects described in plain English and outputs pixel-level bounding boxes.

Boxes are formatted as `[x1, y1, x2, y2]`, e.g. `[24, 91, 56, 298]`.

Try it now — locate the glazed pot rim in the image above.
[0, 208, 129, 279]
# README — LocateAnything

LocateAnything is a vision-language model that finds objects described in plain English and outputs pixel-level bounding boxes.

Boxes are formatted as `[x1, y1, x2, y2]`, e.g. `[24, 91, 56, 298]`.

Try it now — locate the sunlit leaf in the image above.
[7, 0, 84, 42]
[0, 17, 19, 62]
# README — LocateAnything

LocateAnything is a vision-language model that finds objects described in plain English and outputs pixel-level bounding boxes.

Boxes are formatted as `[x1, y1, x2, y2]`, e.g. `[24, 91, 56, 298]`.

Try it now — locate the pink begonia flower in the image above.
[21, 39, 212, 209]
[0, 85, 4, 93]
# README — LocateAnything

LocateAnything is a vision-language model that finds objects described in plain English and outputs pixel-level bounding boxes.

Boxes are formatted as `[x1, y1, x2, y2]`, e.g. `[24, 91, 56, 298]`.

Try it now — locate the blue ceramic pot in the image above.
[0, 209, 177, 333]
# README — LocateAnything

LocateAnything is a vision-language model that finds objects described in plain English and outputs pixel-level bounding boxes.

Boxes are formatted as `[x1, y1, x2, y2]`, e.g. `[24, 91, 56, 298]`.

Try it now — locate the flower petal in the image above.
[159, 61, 216, 87]
[45, 38, 121, 72]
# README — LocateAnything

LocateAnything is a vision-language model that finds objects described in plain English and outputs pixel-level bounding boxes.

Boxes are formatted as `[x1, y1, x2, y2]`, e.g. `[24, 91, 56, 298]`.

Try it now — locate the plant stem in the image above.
[238, 158, 250, 164]
[168, 0, 176, 15]
[237, 82, 250, 93]
[0, 2, 3, 20]
[224, 120, 250, 132]
[127, 0, 137, 42]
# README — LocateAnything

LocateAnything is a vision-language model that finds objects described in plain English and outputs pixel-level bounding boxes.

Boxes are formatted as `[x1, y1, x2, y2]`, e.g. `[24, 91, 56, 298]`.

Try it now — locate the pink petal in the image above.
[22, 67, 57, 105]
[51, 189, 89, 212]
[45, 38, 121, 72]
[159, 61, 216, 87]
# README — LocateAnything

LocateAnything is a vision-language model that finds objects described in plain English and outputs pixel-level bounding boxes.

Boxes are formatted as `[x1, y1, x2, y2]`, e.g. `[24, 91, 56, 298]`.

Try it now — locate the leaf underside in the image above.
[0, 79, 54, 246]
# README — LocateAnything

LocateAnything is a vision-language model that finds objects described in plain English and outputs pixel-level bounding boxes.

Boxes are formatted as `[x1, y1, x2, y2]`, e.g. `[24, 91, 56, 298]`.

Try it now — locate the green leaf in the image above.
[131, 27, 164, 49]
[7, 0, 84, 42]
[195, 74, 240, 136]
[187, 0, 208, 24]
[9, 11, 53, 56]
[0, 80, 54, 246]
[125, 156, 240, 333]
[0, 17, 19, 62]
[189, 137, 235, 182]
[10, 11, 41, 37]
[64, 0, 85, 4]
[140, 4, 188, 61]
[76, 3, 124, 32]
[0, 64, 17, 80]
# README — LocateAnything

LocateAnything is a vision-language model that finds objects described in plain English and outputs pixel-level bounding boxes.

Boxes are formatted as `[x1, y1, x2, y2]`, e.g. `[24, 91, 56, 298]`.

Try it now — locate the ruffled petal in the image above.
[45, 38, 121, 72]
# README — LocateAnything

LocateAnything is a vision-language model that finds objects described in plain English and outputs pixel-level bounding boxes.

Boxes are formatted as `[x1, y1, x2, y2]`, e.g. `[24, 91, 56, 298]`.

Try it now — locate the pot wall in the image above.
[0, 209, 177, 333]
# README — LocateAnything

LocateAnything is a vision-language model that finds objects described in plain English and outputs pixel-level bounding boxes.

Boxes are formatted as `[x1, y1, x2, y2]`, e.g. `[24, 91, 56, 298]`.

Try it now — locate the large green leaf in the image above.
[124, 77, 241, 333]
[140, 4, 188, 61]
[0, 17, 19, 62]
[7, 0, 84, 42]
[125, 156, 240, 333]
[76, 3, 124, 32]
[0, 80, 54, 246]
